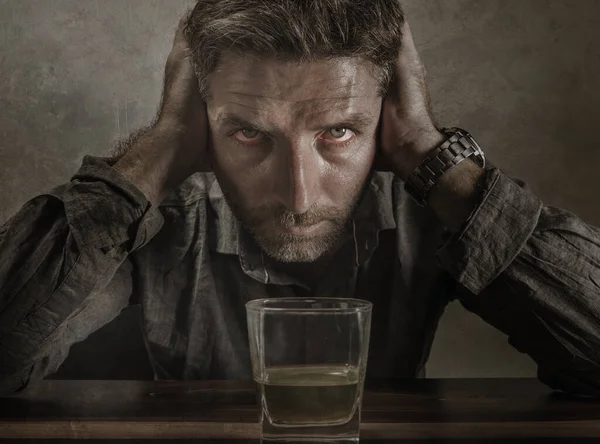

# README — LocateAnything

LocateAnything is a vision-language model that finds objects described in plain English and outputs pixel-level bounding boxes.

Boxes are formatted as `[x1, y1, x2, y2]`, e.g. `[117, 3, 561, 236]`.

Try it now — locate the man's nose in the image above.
[280, 146, 320, 214]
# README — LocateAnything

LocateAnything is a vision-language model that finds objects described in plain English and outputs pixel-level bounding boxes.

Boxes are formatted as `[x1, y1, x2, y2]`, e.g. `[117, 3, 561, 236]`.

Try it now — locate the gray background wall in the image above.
[1, 0, 599, 379]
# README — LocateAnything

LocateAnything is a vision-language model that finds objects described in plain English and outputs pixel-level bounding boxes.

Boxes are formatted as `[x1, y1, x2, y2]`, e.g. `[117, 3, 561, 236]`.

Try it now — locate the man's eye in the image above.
[241, 128, 259, 139]
[234, 128, 261, 143]
[323, 127, 354, 143]
[329, 128, 347, 138]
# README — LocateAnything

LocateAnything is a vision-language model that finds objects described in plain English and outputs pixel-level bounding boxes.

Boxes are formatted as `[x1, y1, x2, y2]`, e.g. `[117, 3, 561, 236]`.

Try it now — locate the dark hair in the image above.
[184, 0, 405, 98]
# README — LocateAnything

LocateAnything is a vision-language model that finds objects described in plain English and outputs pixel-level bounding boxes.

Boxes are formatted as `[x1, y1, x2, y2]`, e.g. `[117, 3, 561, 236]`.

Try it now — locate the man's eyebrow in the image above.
[226, 90, 365, 105]
[217, 112, 375, 132]
[219, 112, 374, 129]
[216, 114, 271, 133]
[327, 112, 374, 128]
[217, 113, 257, 128]
[305, 111, 375, 130]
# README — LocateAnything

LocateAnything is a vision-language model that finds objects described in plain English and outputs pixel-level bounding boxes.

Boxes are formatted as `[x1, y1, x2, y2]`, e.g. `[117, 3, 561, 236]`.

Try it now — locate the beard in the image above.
[242, 203, 351, 262]
[214, 172, 371, 263]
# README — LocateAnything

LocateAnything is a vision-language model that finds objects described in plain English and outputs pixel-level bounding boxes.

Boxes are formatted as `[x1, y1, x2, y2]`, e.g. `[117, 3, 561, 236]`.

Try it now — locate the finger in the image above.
[172, 13, 191, 52]
[400, 22, 436, 120]
[163, 16, 191, 86]
[397, 21, 423, 69]
[391, 21, 427, 98]
[390, 20, 431, 116]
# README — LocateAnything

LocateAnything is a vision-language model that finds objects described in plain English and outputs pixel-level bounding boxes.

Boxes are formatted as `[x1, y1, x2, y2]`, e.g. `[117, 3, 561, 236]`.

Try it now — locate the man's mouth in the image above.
[278, 220, 327, 236]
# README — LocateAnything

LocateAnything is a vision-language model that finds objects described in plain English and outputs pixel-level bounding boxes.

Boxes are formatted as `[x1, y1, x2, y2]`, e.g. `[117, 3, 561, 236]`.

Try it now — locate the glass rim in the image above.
[245, 297, 372, 314]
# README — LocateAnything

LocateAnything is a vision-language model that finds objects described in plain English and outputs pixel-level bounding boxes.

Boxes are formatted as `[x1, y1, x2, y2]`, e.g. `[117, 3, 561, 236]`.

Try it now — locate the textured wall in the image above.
[1, 0, 599, 378]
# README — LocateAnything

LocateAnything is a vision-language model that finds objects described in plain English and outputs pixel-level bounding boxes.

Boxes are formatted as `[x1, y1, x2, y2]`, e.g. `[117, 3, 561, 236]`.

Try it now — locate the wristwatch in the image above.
[404, 127, 485, 206]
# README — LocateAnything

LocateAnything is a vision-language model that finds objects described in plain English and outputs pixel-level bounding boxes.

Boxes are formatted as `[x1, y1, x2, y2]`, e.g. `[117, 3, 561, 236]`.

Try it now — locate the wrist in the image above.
[400, 126, 488, 231]
[153, 117, 189, 150]
[115, 123, 190, 205]
[392, 129, 445, 180]
[428, 159, 486, 232]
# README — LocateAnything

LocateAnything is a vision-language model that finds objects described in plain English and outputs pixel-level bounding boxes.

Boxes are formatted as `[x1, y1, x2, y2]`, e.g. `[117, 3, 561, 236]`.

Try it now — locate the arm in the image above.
[0, 16, 207, 396]
[436, 166, 600, 396]
[0, 158, 161, 395]
[381, 22, 600, 395]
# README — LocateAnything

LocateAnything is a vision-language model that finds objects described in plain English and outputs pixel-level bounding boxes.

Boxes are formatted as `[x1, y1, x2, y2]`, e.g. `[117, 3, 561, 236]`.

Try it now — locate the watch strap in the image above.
[404, 128, 484, 206]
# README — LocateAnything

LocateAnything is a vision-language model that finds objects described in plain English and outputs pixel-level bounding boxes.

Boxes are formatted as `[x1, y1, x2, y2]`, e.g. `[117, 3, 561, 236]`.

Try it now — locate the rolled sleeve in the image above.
[60, 156, 163, 252]
[435, 168, 600, 396]
[436, 168, 543, 295]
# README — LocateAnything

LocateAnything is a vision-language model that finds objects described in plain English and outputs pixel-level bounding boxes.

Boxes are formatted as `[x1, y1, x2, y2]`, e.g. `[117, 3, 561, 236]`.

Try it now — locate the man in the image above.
[1, 0, 599, 397]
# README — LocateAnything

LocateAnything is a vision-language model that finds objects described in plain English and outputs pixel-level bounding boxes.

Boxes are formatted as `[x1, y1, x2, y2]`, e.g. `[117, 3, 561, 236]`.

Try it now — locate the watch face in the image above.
[448, 128, 486, 169]
[463, 133, 486, 168]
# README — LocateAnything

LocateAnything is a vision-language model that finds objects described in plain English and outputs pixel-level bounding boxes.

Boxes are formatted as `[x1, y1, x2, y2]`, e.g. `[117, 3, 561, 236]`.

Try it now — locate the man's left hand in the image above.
[379, 21, 445, 180]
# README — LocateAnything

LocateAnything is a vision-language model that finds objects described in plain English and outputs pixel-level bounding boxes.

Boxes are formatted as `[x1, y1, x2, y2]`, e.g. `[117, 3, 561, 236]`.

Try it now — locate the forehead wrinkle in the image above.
[224, 73, 366, 104]
[298, 109, 375, 129]
[223, 92, 373, 126]
[225, 100, 270, 113]
[290, 95, 368, 107]
[225, 91, 366, 105]
[291, 94, 373, 117]
[218, 96, 377, 132]
[225, 90, 292, 102]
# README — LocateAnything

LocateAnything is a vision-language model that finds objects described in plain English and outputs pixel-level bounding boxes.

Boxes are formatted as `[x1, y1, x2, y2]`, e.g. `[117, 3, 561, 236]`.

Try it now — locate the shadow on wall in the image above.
[49, 306, 154, 380]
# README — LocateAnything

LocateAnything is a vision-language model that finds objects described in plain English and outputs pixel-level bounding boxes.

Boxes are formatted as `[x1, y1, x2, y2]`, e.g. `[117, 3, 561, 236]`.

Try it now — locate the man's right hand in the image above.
[115, 15, 209, 205]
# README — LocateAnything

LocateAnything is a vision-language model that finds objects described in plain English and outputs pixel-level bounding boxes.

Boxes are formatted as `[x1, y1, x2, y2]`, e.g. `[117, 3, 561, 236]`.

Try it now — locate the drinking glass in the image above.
[246, 298, 372, 443]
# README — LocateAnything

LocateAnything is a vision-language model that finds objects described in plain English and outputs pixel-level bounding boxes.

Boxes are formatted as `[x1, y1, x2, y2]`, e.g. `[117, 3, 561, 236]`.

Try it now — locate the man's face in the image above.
[206, 54, 383, 262]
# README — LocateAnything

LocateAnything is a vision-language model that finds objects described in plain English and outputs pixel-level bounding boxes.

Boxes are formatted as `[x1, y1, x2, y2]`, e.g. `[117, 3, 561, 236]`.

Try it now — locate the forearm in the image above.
[461, 262, 600, 396]
[0, 260, 135, 396]
[114, 121, 191, 205]
[113, 13, 209, 207]
[428, 159, 486, 232]
[396, 131, 487, 233]
[435, 168, 600, 395]
[459, 226, 600, 396]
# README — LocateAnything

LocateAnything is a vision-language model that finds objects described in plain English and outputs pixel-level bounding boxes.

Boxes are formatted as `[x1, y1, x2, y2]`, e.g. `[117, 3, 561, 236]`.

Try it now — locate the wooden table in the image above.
[0, 378, 599, 442]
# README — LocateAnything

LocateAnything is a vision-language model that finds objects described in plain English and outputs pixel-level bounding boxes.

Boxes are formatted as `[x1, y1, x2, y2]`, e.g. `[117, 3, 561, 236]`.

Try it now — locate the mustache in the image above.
[246, 204, 347, 229]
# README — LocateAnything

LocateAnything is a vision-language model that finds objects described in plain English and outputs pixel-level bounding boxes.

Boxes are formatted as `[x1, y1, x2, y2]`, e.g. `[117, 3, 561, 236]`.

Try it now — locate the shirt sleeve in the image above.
[437, 168, 600, 397]
[0, 156, 163, 396]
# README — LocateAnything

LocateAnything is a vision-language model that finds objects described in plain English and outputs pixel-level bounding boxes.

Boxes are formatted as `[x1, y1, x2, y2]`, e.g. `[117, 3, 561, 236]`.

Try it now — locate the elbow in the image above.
[0, 340, 59, 397]
[538, 366, 600, 399]
[0, 372, 32, 398]
[0, 359, 40, 398]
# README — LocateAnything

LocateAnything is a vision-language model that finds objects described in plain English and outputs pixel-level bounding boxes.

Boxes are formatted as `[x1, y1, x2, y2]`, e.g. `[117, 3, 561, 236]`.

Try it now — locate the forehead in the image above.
[207, 53, 382, 118]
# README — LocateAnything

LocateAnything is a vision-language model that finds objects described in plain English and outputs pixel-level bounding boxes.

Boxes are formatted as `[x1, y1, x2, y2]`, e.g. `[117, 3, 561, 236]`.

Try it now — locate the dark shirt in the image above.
[1, 156, 600, 396]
